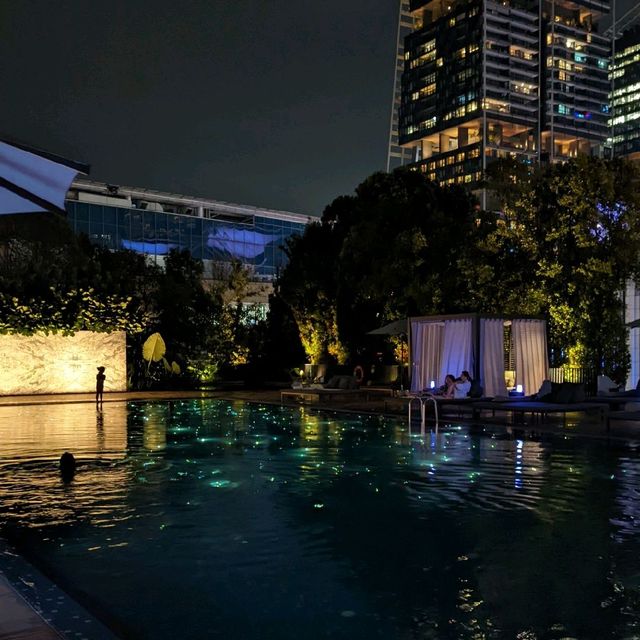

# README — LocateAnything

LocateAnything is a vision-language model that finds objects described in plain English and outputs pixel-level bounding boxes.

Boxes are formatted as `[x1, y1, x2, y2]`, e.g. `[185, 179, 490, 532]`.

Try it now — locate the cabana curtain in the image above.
[512, 319, 548, 396]
[410, 321, 443, 392]
[480, 318, 508, 397]
[439, 319, 474, 384]
[410, 314, 548, 396]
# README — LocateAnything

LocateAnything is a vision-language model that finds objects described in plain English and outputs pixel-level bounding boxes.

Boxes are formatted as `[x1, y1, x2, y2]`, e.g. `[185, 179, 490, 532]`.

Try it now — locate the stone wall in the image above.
[0, 331, 126, 395]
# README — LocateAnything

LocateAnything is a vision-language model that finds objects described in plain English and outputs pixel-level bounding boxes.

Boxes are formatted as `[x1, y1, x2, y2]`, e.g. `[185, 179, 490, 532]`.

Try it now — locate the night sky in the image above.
[0, 1, 634, 216]
[1, 1, 398, 216]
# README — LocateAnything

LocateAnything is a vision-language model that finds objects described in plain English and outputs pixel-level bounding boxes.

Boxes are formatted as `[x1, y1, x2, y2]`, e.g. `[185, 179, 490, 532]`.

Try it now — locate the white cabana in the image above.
[410, 314, 548, 396]
[0, 137, 88, 215]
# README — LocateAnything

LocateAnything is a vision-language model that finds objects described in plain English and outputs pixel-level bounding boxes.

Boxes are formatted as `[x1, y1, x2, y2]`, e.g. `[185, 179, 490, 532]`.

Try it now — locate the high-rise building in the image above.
[610, 22, 640, 159]
[393, 0, 611, 197]
[388, 0, 417, 171]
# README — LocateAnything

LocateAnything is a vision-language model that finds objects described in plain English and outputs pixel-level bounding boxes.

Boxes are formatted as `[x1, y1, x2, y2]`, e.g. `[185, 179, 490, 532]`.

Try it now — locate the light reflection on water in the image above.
[0, 402, 128, 463]
[0, 400, 640, 639]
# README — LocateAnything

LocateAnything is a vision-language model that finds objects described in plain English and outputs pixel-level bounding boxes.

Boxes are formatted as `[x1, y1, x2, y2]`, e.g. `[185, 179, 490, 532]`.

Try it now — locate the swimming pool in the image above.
[1, 399, 640, 639]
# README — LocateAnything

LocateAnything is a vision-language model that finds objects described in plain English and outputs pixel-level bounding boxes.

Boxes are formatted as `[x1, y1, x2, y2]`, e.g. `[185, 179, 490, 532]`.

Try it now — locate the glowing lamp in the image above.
[516, 384, 523, 394]
[430, 380, 435, 388]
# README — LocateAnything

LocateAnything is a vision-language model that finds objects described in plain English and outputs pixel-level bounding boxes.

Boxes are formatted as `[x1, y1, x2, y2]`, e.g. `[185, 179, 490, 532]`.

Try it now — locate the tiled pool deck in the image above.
[1, 388, 640, 639]
[0, 572, 61, 639]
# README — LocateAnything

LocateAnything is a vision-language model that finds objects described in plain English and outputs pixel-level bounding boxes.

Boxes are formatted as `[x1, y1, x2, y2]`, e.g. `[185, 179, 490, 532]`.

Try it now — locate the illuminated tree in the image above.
[278, 169, 480, 364]
[482, 156, 640, 381]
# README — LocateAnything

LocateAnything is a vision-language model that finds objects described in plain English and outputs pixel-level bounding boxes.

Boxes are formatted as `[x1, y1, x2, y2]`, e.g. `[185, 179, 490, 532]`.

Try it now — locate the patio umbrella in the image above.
[0, 137, 89, 215]
[367, 318, 408, 336]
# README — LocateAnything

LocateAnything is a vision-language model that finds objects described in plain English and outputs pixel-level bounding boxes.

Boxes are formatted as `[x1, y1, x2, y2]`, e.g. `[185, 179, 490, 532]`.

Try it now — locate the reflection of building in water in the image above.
[66, 178, 313, 312]
[0, 403, 128, 463]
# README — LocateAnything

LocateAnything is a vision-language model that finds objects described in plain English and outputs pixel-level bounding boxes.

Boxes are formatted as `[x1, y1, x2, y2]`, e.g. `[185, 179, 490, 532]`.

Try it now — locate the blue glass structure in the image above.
[65, 181, 311, 281]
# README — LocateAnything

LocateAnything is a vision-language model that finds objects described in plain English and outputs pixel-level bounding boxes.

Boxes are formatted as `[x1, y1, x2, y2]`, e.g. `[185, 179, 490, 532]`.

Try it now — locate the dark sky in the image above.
[0, 1, 634, 216]
[0, 1, 399, 216]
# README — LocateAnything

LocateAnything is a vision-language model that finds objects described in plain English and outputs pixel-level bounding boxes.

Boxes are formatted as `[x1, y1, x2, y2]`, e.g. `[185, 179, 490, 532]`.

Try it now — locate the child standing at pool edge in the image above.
[96, 366, 106, 408]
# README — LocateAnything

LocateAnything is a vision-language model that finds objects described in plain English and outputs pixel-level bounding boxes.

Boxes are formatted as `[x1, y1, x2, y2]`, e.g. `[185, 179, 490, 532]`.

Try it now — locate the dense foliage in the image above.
[4, 155, 639, 388]
[0, 213, 254, 388]
[481, 156, 640, 380]
[278, 169, 480, 364]
[279, 160, 640, 383]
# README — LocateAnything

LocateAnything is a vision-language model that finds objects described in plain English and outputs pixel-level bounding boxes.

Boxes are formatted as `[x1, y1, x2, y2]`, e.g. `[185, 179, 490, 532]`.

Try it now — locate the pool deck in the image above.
[0, 572, 61, 639]
[2, 387, 640, 639]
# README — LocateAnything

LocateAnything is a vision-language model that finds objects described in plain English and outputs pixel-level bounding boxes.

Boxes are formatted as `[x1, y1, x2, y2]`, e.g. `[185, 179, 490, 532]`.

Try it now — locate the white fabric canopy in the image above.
[410, 317, 474, 391]
[409, 315, 548, 397]
[480, 318, 507, 397]
[410, 320, 443, 392]
[0, 139, 85, 214]
[512, 319, 548, 395]
[439, 318, 474, 384]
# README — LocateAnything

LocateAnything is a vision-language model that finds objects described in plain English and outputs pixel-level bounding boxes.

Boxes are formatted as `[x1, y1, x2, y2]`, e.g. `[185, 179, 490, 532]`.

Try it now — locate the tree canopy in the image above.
[279, 159, 640, 383]
[278, 169, 480, 365]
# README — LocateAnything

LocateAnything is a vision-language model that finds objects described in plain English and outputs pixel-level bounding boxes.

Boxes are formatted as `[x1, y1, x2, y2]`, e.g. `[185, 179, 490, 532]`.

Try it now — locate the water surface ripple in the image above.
[0, 400, 639, 639]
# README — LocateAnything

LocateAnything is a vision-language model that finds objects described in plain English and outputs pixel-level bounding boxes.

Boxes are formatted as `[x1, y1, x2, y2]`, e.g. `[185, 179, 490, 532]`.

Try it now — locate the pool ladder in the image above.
[407, 394, 438, 437]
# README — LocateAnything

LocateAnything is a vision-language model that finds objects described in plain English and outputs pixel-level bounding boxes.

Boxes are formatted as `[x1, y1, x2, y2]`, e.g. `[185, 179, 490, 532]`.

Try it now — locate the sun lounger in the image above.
[280, 388, 366, 404]
[470, 400, 609, 425]
[606, 410, 640, 431]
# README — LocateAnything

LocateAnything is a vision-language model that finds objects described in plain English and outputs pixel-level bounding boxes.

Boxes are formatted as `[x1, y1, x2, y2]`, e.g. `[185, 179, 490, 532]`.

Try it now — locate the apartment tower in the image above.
[394, 0, 611, 199]
[610, 22, 640, 159]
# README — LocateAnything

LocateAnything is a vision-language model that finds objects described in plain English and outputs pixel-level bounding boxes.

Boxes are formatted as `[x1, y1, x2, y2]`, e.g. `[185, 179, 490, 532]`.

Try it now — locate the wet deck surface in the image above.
[1, 388, 640, 639]
[0, 573, 61, 639]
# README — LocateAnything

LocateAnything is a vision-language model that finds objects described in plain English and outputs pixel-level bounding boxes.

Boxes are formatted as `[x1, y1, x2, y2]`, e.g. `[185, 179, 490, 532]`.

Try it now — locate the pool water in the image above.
[1, 399, 640, 639]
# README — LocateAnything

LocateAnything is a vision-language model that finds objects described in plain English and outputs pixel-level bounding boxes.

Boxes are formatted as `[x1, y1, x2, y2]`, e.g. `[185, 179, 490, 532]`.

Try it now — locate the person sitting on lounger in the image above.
[454, 371, 472, 399]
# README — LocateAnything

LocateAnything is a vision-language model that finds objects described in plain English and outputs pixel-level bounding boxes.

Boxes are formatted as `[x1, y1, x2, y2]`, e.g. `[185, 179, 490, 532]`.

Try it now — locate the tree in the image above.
[278, 169, 480, 364]
[0, 213, 151, 335]
[483, 156, 640, 381]
[153, 249, 226, 366]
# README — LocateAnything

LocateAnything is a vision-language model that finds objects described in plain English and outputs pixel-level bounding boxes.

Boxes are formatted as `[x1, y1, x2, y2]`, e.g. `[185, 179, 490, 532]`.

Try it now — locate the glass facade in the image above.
[541, 0, 611, 159]
[397, 0, 611, 191]
[610, 26, 640, 159]
[65, 200, 308, 281]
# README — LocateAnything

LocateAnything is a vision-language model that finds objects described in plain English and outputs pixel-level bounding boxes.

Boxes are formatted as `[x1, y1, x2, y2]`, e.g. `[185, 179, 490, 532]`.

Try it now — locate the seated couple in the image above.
[429, 371, 472, 399]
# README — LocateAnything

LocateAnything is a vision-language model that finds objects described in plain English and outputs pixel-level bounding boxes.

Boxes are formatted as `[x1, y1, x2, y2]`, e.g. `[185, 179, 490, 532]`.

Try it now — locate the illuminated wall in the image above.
[0, 331, 126, 395]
